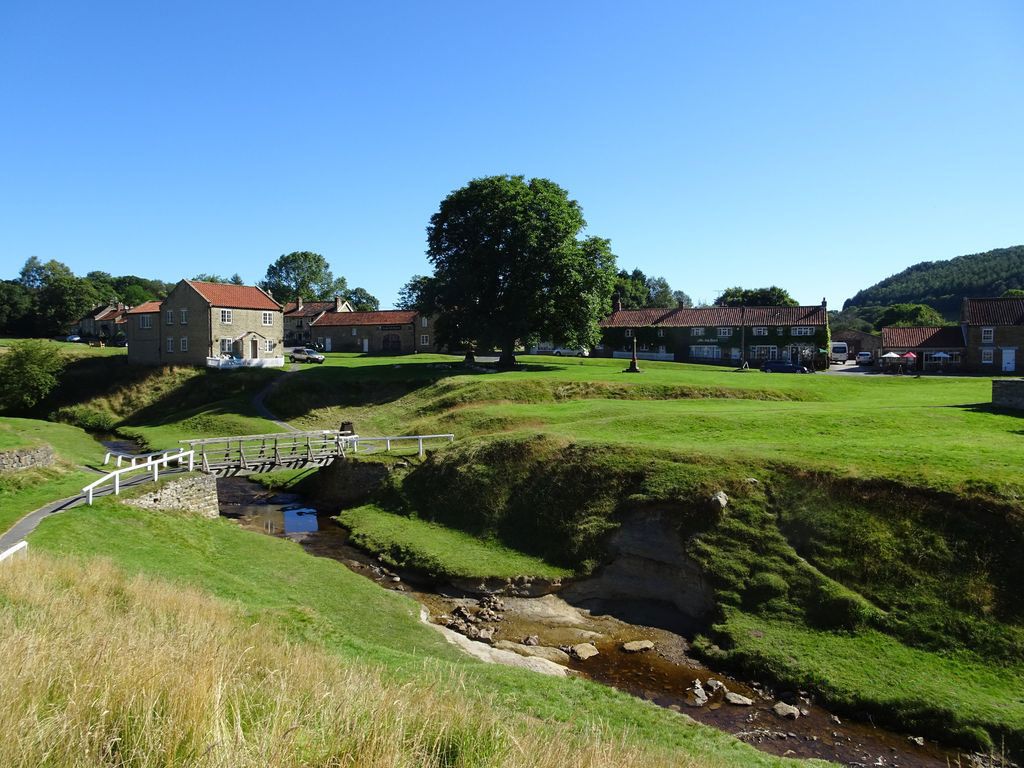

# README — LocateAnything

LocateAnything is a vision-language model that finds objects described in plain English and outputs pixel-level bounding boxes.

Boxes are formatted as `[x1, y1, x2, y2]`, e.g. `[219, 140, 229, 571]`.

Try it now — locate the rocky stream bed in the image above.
[217, 477, 1012, 768]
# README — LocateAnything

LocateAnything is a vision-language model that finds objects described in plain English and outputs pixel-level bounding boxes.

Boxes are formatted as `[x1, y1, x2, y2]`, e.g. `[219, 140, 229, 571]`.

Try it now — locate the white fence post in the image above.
[114, 474, 120, 496]
[418, 437, 424, 457]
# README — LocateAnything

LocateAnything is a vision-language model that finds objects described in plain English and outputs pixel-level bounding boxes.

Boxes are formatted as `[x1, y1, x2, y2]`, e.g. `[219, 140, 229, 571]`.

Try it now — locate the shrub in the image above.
[0, 340, 65, 412]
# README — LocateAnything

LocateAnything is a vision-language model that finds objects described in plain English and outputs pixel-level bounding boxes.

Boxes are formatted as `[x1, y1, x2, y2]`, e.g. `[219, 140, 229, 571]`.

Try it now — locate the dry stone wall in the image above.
[993, 379, 1024, 411]
[124, 474, 219, 518]
[0, 445, 55, 472]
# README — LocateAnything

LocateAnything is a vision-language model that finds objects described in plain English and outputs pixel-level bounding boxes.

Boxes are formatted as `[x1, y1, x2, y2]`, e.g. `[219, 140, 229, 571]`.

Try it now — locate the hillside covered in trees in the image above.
[844, 245, 1024, 318]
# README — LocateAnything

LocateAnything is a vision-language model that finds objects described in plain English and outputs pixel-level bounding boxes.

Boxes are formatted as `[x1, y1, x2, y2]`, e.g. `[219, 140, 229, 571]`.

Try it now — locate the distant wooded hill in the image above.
[844, 245, 1024, 318]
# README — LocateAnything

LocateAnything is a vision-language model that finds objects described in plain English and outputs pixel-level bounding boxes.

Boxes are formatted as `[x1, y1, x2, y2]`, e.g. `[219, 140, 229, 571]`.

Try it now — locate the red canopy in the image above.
[901, 352, 917, 359]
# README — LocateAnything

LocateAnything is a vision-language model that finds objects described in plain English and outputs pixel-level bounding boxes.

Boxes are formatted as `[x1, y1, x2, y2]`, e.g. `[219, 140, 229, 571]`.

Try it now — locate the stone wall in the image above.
[124, 474, 220, 518]
[0, 444, 55, 472]
[993, 379, 1024, 411]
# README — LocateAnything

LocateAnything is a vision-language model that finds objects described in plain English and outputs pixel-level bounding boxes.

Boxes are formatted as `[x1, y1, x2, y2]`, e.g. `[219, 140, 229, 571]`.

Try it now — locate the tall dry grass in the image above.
[0, 553, 696, 768]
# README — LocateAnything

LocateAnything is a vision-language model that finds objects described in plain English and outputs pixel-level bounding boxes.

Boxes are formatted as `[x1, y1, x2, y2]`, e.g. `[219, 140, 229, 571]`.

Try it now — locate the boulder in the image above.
[710, 491, 729, 510]
[621, 640, 655, 653]
[684, 681, 708, 707]
[772, 702, 801, 720]
[570, 643, 599, 661]
[523, 634, 539, 646]
[477, 627, 495, 643]
[706, 678, 727, 693]
[725, 692, 754, 706]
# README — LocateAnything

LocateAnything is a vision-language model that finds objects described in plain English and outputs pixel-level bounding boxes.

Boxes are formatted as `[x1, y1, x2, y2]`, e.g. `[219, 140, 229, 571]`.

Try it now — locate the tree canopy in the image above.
[259, 252, 348, 303]
[192, 273, 244, 285]
[424, 175, 617, 367]
[844, 245, 1024, 318]
[0, 339, 66, 412]
[611, 268, 690, 309]
[714, 286, 799, 307]
[872, 303, 948, 330]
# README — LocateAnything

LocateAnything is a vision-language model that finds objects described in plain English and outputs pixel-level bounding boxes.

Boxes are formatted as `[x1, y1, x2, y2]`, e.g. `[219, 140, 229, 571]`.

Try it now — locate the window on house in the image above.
[265, 339, 276, 352]
[982, 348, 994, 364]
[139, 315, 152, 329]
[165, 310, 174, 325]
[639, 343, 650, 351]
[717, 327, 732, 338]
[657, 345, 666, 354]
[624, 329, 633, 337]
[219, 338, 233, 355]
[753, 326, 768, 336]
[262, 312, 273, 326]
[689, 345, 721, 359]
[166, 337, 174, 353]
[657, 328, 665, 338]
[316, 337, 324, 348]
[180, 337, 188, 352]
[180, 308, 188, 324]
[750, 345, 779, 360]
[777, 327, 784, 335]
[351, 328, 357, 336]
[982, 327, 994, 344]
[421, 317, 428, 328]
[791, 326, 814, 336]
[296, 319, 303, 328]
[420, 334, 429, 346]
[691, 327, 704, 337]
[220, 309, 232, 324]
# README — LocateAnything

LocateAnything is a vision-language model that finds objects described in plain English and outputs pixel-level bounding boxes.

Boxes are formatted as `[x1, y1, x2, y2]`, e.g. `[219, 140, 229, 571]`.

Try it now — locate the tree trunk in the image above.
[498, 342, 517, 370]
[463, 347, 476, 364]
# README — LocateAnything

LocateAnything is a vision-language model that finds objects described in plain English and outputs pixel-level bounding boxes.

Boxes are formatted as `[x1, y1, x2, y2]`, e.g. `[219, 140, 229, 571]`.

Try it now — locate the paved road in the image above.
[0, 469, 186, 553]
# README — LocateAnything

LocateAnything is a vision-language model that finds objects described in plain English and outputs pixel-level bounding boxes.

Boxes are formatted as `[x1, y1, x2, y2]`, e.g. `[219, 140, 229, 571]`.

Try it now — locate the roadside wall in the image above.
[993, 379, 1024, 411]
[123, 474, 220, 518]
[0, 445, 56, 472]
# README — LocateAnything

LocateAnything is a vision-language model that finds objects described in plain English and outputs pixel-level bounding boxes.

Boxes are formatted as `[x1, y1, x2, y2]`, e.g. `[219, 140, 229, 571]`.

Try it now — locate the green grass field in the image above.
[0, 337, 128, 358]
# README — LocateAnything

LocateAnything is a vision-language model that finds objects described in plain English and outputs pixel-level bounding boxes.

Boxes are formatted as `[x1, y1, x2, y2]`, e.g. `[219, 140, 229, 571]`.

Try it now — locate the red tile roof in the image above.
[311, 309, 418, 327]
[962, 297, 1024, 326]
[95, 306, 128, 321]
[283, 300, 336, 317]
[186, 280, 280, 310]
[881, 326, 965, 349]
[600, 305, 828, 328]
[126, 301, 162, 314]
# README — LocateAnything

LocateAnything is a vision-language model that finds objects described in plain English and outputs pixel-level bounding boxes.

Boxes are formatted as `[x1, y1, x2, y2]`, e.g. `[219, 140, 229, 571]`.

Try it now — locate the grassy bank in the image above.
[26, 501, 801, 768]
[340, 504, 573, 580]
[0, 551, 718, 768]
[0, 417, 105, 533]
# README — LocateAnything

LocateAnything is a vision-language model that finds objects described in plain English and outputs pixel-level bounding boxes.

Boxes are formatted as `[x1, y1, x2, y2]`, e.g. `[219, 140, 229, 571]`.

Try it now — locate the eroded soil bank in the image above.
[216, 477, 1001, 768]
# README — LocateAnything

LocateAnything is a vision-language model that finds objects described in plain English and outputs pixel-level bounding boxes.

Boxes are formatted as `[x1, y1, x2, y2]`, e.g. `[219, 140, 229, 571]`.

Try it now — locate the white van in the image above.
[830, 342, 850, 364]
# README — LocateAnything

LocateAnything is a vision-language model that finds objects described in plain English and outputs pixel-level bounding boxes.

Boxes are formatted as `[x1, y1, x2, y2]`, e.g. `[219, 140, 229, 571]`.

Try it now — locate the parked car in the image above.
[530, 344, 589, 357]
[760, 360, 811, 373]
[856, 351, 874, 365]
[64, 334, 81, 342]
[290, 347, 325, 364]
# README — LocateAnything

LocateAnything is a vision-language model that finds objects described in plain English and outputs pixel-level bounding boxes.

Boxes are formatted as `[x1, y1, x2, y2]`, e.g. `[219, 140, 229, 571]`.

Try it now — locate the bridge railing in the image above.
[180, 430, 357, 471]
[353, 433, 455, 457]
[83, 449, 195, 505]
[103, 448, 182, 468]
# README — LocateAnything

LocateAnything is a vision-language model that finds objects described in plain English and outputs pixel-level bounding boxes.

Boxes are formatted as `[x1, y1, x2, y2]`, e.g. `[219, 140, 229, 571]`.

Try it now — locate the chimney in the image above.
[334, 295, 342, 312]
[612, 293, 622, 313]
[297, 296, 304, 310]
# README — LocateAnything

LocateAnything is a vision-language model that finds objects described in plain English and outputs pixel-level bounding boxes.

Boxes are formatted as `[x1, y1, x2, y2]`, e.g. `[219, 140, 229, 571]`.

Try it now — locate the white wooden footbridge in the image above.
[82, 430, 454, 504]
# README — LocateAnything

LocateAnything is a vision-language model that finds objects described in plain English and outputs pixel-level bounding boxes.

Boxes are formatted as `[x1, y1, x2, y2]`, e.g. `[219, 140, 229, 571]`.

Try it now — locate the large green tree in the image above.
[873, 303, 948, 329]
[715, 286, 799, 307]
[259, 251, 349, 303]
[0, 340, 66, 412]
[425, 176, 617, 367]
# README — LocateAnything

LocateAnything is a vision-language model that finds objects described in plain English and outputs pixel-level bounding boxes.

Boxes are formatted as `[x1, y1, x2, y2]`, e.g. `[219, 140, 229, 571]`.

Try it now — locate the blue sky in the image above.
[2, 1, 1022, 308]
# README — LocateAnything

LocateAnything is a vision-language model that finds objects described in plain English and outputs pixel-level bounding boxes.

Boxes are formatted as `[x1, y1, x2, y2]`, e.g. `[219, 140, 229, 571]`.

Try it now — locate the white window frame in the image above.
[219, 338, 233, 355]
[180, 308, 188, 325]
[165, 309, 174, 325]
[351, 328, 357, 336]
[220, 309, 232, 325]
[752, 326, 768, 336]
[717, 327, 733, 338]
[689, 344, 722, 360]
[691, 327, 705, 337]
[982, 348, 994, 364]
[166, 337, 174, 353]
[791, 326, 815, 336]
[420, 334, 429, 346]
[982, 327, 994, 344]
[262, 311, 273, 326]
[265, 339, 276, 352]
[421, 316, 428, 328]
[180, 337, 188, 352]
[139, 315, 152, 329]
[657, 328, 665, 338]
[624, 328, 633, 338]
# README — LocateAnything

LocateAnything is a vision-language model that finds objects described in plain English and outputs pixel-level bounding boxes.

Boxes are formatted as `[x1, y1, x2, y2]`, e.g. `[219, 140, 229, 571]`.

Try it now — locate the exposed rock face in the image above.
[123, 474, 219, 518]
[494, 641, 571, 665]
[561, 510, 716, 626]
[684, 679, 708, 707]
[297, 457, 389, 508]
[570, 643, 599, 660]
[709, 491, 729, 510]
[0, 445, 55, 473]
[772, 702, 801, 720]
[621, 640, 655, 653]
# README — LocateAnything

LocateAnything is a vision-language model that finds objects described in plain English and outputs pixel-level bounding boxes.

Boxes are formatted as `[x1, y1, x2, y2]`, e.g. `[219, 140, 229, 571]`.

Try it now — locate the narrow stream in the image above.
[217, 477, 1002, 768]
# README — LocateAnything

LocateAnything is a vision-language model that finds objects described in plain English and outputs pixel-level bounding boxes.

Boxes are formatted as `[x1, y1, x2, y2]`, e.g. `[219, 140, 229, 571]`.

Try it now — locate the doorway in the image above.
[250, 338, 258, 359]
[1002, 348, 1016, 373]
[383, 334, 401, 353]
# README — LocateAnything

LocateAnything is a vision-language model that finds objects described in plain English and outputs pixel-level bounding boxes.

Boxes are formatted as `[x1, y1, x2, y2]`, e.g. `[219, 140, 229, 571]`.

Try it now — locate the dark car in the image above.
[760, 360, 811, 373]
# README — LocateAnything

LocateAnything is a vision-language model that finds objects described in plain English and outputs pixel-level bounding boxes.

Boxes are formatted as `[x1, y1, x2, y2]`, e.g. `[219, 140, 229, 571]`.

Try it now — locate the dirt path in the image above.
[251, 364, 299, 432]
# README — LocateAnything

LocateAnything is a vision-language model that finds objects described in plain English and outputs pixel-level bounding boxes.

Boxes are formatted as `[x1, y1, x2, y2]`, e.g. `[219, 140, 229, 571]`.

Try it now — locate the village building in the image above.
[125, 280, 284, 367]
[308, 309, 435, 354]
[879, 326, 966, 372]
[961, 297, 1024, 374]
[282, 297, 352, 346]
[831, 328, 882, 357]
[597, 300, 830, 366]
[75, 303, 130, 339]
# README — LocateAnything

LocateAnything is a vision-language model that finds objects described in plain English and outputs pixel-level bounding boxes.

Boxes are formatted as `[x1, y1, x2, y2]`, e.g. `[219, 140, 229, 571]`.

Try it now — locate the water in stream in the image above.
[217, 476, 1002, 768]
